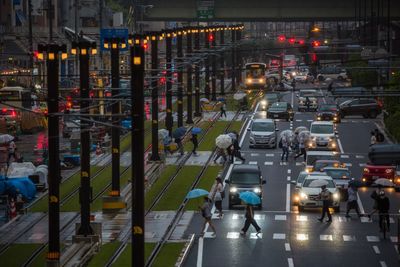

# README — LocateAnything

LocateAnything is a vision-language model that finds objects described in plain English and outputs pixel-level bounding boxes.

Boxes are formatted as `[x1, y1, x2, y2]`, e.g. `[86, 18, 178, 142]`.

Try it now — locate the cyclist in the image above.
[376, 191, 390, 232]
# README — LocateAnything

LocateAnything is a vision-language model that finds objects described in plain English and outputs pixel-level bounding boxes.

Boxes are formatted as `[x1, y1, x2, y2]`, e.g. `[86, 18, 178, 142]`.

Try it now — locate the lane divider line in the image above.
[337, 138, 344, 154]
[285, 243, 291, 251]
[286, 184, 291, 212]
[373, 245, 380, 254]
[356, 192, 365, 215]
[288, 258, 294, 267]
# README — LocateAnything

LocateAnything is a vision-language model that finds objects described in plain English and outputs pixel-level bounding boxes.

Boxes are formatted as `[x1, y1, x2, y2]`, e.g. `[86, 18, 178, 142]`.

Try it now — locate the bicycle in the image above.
[378, 213, 390, 240]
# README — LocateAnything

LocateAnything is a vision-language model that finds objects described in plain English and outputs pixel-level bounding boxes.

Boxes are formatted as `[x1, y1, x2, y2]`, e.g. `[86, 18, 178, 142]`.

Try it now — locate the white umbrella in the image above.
[374, 178, 394, 187]
[0, 134, 14, 144]
[233, 92, 247, 100]
[215, 134, 232, 149]
[280, 130, 294, 139]
[200, 98, 210, 103]
[294, 126, 308, 134]
[158, 129, 169, 140]
[309, 179, 329, 187]
[298, 130, 311, 141]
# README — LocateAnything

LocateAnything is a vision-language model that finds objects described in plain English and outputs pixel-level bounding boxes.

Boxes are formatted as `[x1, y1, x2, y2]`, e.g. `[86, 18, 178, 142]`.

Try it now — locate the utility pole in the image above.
[28, 0, 33, 70]
[204, 30, 211, 99]
[131, 36, 145, 267]
[186, 29, 194, 124]
[47, 0, 53, 41]
[38, 43, 68, 267]
[211, 29, 217, 101]
[194, 28, 201, 117]
[220, 28, 225, 95]
[150, 33, 160, 161]
[177, 30, 184, 127]
[236, 28, 242, 85]
[73, 40, 96, 236]
[165, 31, 173, 135]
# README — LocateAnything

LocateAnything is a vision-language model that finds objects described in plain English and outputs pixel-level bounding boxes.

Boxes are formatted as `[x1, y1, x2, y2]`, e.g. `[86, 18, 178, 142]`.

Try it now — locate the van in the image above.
[248, 119, 278, 148]
[225, 164, 265, 209]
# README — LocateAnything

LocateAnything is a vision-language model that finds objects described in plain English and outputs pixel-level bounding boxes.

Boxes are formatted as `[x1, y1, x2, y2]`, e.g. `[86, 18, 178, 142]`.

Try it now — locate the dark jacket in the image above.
[245, 205, 253, 219]
[191, 135, 198, 146]
[376, 197, 390, 213]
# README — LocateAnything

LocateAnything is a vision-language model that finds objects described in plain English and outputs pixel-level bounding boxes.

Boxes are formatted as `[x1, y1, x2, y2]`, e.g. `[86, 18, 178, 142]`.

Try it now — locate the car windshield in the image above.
[324, 169, 350, 179]
[297, 173, 308, 184]
[251, 122, 275, 132]
[319, 105, 337, 112]
[303, 179, 335, 188]
[300, 91, 316, 97]
[315, 161, 340, 171]
[306, 154, 338, 165]
[230, 172, 260, 185]
[269, 102, 287, 111]
[311, 124, 334, 134]
[265, 94, 278, 101]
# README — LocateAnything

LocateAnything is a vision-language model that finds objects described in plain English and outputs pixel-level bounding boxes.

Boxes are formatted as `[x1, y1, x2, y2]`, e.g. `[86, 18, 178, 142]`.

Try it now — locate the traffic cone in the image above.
[9, 198, 17, 219]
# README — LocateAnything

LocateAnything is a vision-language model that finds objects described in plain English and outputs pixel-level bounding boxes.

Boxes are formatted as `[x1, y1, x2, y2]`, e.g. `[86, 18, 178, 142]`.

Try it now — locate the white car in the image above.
[308, 121, 337, 151]
[248, 118, 278, 148]
[295, 174, 341, 212]
[317, 67, 348, 81]
[297, 89, 318, 111]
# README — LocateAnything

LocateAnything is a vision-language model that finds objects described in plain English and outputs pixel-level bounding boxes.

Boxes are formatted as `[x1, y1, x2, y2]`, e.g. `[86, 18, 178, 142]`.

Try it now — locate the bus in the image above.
[244, 63, 267, 90]
[0, 87, 32, 120]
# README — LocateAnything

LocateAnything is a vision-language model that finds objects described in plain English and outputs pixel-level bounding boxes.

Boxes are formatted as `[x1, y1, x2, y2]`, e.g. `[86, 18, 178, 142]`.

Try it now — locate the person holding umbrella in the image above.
[345, 185, 362, 218]
[240, 204, 261, 236]
[210, 176, 224, 218]
[191, 134, 198, 155]
[294, 136, 307, 162]
[173, 127, 187, 156]
[220, 102, 227, 118]
[199, 197, 217, 237]
[318, 184, 333, 223]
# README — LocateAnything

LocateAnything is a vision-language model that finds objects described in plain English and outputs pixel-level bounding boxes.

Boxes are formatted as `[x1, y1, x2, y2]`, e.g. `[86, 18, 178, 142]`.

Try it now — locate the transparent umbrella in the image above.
[294, 126, 308, 134]
[280, 130, 294, 139]
[215, 134, 232, 149]
[309, 179, 329, 187]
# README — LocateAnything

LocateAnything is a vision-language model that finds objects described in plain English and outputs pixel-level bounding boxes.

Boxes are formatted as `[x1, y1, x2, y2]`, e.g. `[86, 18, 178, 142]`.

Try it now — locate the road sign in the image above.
[100, 28, 129, 51]
[197, 0, 214, 19]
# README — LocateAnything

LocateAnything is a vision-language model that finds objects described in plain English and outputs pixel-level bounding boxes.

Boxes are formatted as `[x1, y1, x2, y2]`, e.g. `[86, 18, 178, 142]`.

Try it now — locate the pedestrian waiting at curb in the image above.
[199, 197, 217, 237]
[346, 185, 362, 218]
[175, 136, 184, 156]
[220, 102, 227, 118]
[191, 133, 198, 155]
[318, 185, 332, 223]
[240, 204, 261, 236]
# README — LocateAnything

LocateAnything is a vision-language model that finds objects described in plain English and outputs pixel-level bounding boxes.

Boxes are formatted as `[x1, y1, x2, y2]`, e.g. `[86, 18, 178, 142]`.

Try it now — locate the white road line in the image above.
[307, 119, 313, 122]
[286, 184, 291, 212]
[287, 176, 291, 181]
[196, 237, 204, 267]
[249, 161, 257, 165]
[288, 258, 294, 267]
[380, 261, 387, 267]
[264, 162, 273, 165]
[356, 192, 365, 215]
[359, 163, 366, 167]
[319, 89, 327, 104]
[337, 138, 344, 153]
[291, 91, 294, 107]
[373, 245, 380, 254]
[287, 169, 291, 174]
[295, 119, 302, 122]
[285, 243, 291, 251]
[340, 155, 349, 158]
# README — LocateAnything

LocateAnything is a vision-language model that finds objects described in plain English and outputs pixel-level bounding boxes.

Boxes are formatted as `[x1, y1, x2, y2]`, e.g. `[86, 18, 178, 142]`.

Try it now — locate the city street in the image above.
[184, 84, 400, 267]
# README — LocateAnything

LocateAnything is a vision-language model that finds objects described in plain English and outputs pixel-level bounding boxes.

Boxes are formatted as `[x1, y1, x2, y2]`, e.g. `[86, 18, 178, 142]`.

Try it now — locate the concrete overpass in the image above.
[143, 0, 400, 21]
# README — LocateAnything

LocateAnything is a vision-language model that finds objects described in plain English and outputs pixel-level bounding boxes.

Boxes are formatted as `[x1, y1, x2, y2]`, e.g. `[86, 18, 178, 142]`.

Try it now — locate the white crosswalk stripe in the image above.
[340, 155, 349, 159]
[320, 235, 333, 241]
[273, 233, 286, 239]
[366, 236, 380, 242]
[251, 153, 260, 157]
[264, 162, 274, 165]
[249, 161, 258, 165]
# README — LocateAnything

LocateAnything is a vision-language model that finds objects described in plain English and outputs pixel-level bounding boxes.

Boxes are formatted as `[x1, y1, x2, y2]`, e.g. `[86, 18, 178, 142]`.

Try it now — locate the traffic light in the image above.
[312, 40, 321, 47]
[311, 53, 318, 63]
[288, 37, 296, 45]
[297, 39, 305, 45]
[208, 34, 214, 42]
[277, 35, 286, 43]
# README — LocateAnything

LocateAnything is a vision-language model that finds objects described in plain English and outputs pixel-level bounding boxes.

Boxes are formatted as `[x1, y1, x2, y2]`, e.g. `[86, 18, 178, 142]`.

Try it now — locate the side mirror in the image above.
[335, 131, 338, 135]
[275, 129, 279, 131]
[247, 128, 251, 131]
[262, 180, 266, 184]
[225, 179, 230, 184]
[290, 181, 297, 185]
[296, 94, 299, 97]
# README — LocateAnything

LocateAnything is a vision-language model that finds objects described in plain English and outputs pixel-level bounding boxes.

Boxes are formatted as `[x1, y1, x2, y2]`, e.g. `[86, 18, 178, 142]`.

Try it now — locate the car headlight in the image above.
[246, 78, 252, 84]
[317, 116, 321, 120]
[254, 188, 261, 194]
[363, 168, 369, 173]
[300, 192, 308, 199]
[333, 116, 338, 121]
[333, 193, 339, 200]
[259, 78, 265, 83]
[331, 142, 336, 148]
[385, 169, 393, 174]
[261, 100, 267, 106]
[230, 187, 237, 193]
[292, 71, 297, 76]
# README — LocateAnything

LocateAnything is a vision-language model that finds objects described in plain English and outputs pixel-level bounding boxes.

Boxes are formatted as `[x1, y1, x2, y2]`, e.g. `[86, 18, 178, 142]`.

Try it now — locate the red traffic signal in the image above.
[277, 35, 286, 43]
[208, 34, 214, 42]
[311, 53, 318, 62]
[298, 39, 305, 45]
[143, 43, 149, 50]
[312, 40, 321, 47]
[288, 37, 296, 45]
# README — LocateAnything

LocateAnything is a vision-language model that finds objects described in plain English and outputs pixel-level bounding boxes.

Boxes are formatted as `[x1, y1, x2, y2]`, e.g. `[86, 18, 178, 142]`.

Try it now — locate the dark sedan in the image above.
[267, 102, 294, 121]
[316, 104, 341, 123]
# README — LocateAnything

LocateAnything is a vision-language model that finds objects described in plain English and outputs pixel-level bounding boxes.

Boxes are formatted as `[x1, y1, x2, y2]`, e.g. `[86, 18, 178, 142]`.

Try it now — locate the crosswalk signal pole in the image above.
[194, 28, 201, 117]
[186, 29, 194, 124]
[165, 31, 174, 135]
[177, 30, 184, 127]
[150, 33, 161, 161]
[220, 27, 225, 96]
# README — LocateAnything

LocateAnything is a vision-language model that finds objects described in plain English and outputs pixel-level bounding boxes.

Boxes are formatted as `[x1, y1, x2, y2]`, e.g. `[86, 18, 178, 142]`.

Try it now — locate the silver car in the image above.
[248, 118, 278, 148]
[297, 89, 318, 111]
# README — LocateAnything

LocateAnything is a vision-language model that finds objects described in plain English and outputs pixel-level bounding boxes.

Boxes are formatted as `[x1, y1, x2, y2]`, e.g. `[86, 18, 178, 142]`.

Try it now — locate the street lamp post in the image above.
[194, 28, 201, 117]
[186, 29, 194, 124]
[231, 27, 236, 91]
[211, 29, 217, 101]
[150, 33, 160, 161]
[220, 28, 225, 96]
[165, 31, 174, 135]
[37, 43, 68, 267]
[72, 40, 96, 236]
[204, 30, 211, 100]
[130, 35, 145, 267]
[236, 28, 242, 85]
[177, 30, 184, 127]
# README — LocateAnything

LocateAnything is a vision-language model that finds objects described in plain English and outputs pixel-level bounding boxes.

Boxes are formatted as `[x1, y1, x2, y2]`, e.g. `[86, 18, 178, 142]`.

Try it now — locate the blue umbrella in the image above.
[191, 127, 202, 134]
[239, 191, 261, 205]
[217, 97, 225, 102]
[173, 127, 187, 139]
[186, 188, 209, 199]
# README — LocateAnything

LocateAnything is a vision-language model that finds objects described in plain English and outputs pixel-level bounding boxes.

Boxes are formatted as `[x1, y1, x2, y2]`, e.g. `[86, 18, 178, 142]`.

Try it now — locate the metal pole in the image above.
[150, 35, 160, 161]
[236, 29, 242, 85]
[131, 40, 145, 267]
[231, 29, 236, 92]
[371, 0, 374, 46]
[28, 0, 33, 70]
[47, 0, 53, 41]
[204, 30, 211, 99]
[177, 32, 184, 127]
[387, 0, 391, 52]
[46, 45, 60, 266]
[186, 31, 194, 124]
[77, 41, 94, 236]
[364, 0, 367, 45]
[165, 33, 173, 135]
[211, 31, 217, 101]
[194, 29, 201, 117]
[220, 29, 225, 95]
[111, 40, 120, 196]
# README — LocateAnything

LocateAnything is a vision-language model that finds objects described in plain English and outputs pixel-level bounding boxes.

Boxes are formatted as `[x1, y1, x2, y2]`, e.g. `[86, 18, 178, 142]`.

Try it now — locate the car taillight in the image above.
[11, 110, 16, 117]
[385, 169, 393, 174]
[363, 168, 369, 173]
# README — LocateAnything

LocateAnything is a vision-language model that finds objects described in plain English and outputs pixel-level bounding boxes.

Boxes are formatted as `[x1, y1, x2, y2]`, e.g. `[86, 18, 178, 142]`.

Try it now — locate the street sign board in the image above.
[100, 28, 129, 51]
[197, 0, 214, 19]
